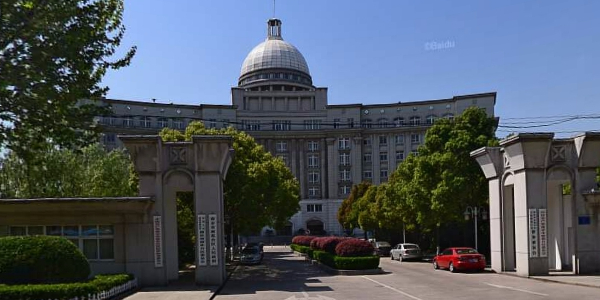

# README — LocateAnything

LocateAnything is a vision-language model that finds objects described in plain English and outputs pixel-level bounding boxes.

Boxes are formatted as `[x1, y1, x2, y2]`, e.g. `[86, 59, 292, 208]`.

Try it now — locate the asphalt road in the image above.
[215, 247, 600, 300]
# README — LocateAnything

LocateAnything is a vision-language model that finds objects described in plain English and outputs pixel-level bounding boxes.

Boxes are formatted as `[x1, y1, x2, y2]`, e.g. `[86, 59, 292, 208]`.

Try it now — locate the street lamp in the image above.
[464, 206, 488, 251]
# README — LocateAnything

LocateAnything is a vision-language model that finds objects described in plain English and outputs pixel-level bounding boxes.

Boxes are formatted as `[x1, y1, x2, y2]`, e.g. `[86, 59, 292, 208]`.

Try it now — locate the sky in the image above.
[101, 0, 600, 138]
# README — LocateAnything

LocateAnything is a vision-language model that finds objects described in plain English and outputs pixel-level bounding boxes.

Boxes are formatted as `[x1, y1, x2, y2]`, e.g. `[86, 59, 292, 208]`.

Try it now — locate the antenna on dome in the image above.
[273, 0, 276, 18]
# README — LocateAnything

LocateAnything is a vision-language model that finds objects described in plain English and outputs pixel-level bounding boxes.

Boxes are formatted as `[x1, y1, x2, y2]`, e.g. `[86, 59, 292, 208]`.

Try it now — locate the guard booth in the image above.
[471, 132, 600, 276]
[0, 135, 234, 287]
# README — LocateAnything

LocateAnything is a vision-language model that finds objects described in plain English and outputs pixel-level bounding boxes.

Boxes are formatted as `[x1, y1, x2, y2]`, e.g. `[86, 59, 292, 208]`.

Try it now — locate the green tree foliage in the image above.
[356, 185, 379, 232]
[160, 121, 300, 234]
[337, 181, 371, 230]
[387, 107, 498, 232]
[0, 0, 136, 162]
[0, 144, 137, 198]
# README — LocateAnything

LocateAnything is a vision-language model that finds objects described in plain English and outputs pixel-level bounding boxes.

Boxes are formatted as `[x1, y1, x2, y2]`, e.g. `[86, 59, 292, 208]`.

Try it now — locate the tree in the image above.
[388, 107, 498, 234]
[337, 181, 371, 231]
[0, 0, 136, 162]
[159, 121, 300, 235]
[0, 144, 137, 198]
[355, 185, 379, 234]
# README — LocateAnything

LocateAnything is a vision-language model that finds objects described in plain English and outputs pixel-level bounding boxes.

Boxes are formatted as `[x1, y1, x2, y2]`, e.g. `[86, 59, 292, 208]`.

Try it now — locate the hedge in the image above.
[335, 239, 374, 257]
[334, 256, 380, 270]
[311, 250, 379, 270]
[0, 274, 133, 300]
[0, 236, 90, 284]
[311, 237, 348, 254]
[290, 244, 310, 254]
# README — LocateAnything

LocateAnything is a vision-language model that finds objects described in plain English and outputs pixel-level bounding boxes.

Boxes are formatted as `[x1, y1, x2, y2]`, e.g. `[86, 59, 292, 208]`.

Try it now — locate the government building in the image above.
[97, 18, 496, 236]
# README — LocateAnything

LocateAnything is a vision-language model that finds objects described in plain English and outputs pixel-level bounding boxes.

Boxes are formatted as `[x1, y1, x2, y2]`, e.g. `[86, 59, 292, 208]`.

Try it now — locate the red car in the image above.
[433, 247, 486, 272]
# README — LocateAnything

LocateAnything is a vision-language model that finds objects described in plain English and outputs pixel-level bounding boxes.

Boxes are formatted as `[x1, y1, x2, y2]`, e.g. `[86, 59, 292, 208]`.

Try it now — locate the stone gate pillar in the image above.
[121, 135, 233, 286]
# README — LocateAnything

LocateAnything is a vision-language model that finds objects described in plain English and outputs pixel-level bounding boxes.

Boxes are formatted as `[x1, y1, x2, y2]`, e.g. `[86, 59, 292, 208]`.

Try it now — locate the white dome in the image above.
[240, 39, 310, 77]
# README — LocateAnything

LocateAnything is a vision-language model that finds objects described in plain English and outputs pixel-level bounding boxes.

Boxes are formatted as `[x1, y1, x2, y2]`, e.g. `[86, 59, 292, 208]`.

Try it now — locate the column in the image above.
[320, 138, 327, 199]
[298, 140, 306, 199]
[352, 136, 363, 185]
[373, 134, 380, 184]
[326, 138, 337, 199]
[388, 133, 396, 175]
[291, 139, 298, 177]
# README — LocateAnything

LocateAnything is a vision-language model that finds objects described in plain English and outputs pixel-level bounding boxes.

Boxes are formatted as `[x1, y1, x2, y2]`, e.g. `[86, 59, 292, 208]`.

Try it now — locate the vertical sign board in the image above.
[538, 209, 548, 258]
[528, 209, 539, 258]
[197, 214, 207, 266]
[153, 216, 163, 268]
[209, 214, 219, 266]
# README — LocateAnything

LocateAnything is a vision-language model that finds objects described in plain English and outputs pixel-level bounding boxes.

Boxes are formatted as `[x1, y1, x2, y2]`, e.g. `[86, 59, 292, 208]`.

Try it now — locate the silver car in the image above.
[390, 243, 423, 262]
[240, 246, 263, 265]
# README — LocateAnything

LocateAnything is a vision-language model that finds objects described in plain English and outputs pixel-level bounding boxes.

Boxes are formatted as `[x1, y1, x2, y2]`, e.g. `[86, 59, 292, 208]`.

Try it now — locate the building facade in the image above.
[97, 18, 496, 236]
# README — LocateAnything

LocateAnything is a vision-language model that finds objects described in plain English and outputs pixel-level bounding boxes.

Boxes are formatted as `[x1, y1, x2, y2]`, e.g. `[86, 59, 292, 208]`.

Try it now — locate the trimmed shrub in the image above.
[334, 256, 380, 270]
[291, 244, 311, 254]
[291, 235, 316, 246]
[313, 250, 335, 267]
[317, 237, 348, 254]
[0, 236, 90, 284]
[307, 248, 314, 259]
[309, 237, 321, 249]
[0, 274, 133, 300]
[335, 239, 374, 257]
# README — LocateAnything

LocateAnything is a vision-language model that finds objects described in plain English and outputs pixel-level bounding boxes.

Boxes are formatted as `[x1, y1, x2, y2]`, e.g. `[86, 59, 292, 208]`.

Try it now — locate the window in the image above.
[308, 188, 320, 198]
[426, 115, 436, 125]
[104, 133, 116, 144]
[276, 141, 287, 152]
[308, 154, 319, 168]
[307, 204, 322, 212]
[221, 119, 230, 128]
[411, 150, 419, 156]
[339, 185, 351, 195]
[409, 116, 421, 126]
[363, 153, 372, 163]
[333, 118, 340, 129]
[396, 151, 405, 161]
[277, 154, 288, 165]
[363, 138, 372, 146]
[173, 119, 184, 130]
[243, 120, 261, 131]
[364, 171, 372, 179]
[411, 133, 421, 144]
[158, 118, 169, 128]
[104, 116, 116, 126]
[377, 118, 388, 128]
[380, 169, 389, 179]
[10, 225, 114, 260]
[308, 141, 319, 152]
[208, 119, 217, 128]
[272, 120, 291, 131]
[443, 113, 454, 120]
[339, 153, 351, 166]
[361, 119, 372, 128]
[340, 169, 351, 181]
[304, 119, 322, 130]
[379, 152, 388, 162]
[140, 116, 152, 128]
[123, 116, 133, 127]
[393, 117, 404, 127]
[347, 118, 354, 128]
[338, 137, 351, 150]
[395, 134, 404, 145]
[379, 136, 387, 145]
[308, 171, 320, 183]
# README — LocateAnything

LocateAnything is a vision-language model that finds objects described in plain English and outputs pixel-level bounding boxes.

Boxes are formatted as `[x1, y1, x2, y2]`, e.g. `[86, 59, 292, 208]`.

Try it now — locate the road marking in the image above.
[485, 283, 548, 297]
[284, 291, 336, 300]
[361, 276, 423, 300]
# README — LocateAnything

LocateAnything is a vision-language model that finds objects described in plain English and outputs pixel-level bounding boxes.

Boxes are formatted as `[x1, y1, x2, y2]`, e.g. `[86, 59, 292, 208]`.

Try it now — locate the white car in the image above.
[390, 243, 423, 262]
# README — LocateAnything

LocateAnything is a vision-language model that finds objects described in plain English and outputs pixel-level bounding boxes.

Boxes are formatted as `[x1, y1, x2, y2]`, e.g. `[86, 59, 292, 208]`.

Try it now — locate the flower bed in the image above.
[291, 237, 380, 270]
[0, 274, 137, 300]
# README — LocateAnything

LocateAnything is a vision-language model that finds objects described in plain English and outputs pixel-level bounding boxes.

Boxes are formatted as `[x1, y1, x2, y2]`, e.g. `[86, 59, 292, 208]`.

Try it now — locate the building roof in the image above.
[240, 19, 310, 77]
[0, 197, 153, 204]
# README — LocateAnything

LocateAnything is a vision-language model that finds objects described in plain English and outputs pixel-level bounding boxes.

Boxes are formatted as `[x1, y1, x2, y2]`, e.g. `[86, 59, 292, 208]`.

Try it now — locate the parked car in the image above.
[433, 247, 485, 272]
[240, 246, 263, 265]
[390, 243, 423, 261]
[371, 241, 392, 256]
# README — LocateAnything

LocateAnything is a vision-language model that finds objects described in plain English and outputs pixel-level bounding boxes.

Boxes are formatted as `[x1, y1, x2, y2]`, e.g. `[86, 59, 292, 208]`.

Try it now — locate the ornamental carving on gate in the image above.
[551, 145, 566, 162]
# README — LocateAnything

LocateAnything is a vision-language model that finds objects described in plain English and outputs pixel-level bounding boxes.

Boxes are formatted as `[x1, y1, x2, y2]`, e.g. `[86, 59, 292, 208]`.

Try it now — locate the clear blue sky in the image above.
[102, 0, 600, 138]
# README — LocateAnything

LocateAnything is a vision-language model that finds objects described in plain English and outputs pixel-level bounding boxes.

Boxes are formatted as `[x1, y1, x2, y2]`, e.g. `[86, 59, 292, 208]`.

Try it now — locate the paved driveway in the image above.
[215, 246, 600, 300]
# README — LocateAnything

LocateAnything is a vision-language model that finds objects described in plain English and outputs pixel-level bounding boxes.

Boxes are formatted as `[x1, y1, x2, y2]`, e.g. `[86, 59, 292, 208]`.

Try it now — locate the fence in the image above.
[57, 278, 138, 300]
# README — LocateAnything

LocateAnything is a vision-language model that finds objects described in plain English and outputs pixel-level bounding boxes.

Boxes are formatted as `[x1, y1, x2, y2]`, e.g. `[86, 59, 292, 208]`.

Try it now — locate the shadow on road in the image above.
[219, 251, 335, 296]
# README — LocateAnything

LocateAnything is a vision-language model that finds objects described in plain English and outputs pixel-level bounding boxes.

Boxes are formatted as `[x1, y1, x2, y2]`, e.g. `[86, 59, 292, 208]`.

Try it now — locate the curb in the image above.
[496, 271, 600, 290]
